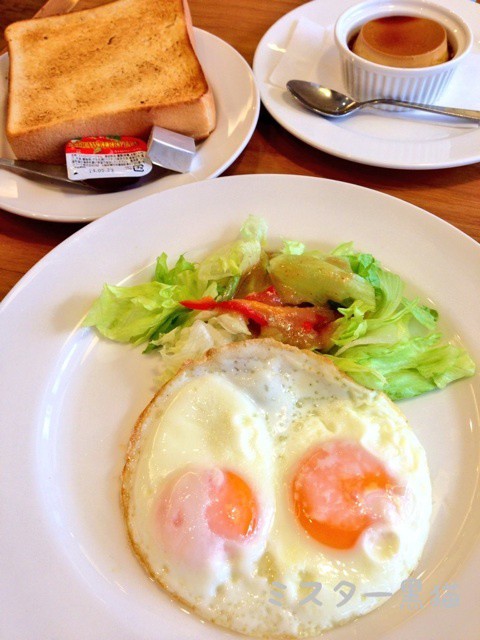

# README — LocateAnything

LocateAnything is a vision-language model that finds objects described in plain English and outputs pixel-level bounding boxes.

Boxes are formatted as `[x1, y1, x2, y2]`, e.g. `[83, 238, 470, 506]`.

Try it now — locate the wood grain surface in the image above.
[0, 0, 479, 301]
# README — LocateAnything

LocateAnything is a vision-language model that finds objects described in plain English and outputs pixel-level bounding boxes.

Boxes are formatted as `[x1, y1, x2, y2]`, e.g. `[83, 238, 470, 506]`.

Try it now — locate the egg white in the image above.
[122, 339, 432, 637]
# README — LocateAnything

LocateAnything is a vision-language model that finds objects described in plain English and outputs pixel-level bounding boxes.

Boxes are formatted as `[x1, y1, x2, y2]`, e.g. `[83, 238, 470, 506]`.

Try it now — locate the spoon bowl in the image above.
[287, 80, 480, 122]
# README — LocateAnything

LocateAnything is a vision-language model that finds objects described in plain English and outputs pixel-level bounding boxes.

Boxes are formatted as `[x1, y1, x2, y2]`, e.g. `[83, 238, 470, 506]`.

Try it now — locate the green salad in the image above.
[83, 216, 475, 400]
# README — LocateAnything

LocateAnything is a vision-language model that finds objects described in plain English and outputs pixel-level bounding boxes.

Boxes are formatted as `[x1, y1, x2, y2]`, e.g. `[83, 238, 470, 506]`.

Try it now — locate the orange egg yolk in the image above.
[206, 470, 258, 541]
[292, 440, 397, 550]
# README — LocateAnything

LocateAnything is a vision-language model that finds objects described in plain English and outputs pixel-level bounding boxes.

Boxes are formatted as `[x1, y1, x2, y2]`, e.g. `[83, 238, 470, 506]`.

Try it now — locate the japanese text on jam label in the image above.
[268, 578, 459, 609]
[65, 136, 152, 181]
[69, 152, 147, 174]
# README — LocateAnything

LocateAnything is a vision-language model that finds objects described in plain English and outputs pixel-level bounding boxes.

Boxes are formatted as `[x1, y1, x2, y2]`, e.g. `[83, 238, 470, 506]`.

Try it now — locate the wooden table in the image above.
[1, 0, 479, 301]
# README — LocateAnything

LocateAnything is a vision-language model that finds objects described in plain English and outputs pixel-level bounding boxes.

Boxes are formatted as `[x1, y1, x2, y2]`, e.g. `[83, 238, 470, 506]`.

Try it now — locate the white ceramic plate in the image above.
[0, 174, 479, 639]
[253, 0, 480, 169]
[0, 29, 259, 222]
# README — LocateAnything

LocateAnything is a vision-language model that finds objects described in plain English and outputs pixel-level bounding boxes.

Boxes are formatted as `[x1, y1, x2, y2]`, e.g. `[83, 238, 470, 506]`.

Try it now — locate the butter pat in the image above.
[147, 126, 196, 173]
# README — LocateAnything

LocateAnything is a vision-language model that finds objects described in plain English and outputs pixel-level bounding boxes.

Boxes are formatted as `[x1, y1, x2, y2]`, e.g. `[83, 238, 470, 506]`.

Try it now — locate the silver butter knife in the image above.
[0, 157, 102, 191]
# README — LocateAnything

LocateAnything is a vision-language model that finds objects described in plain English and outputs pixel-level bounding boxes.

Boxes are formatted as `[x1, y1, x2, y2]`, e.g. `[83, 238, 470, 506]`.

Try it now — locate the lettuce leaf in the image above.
[82, 278, 193, 345]
[281, 239, 305, 255]
[328, 338, 475, 400]
[82, 216, 266, 347]
[326, 243, 475, 399]
[83, 218, 475, 400]
[197, 215, 267, 287]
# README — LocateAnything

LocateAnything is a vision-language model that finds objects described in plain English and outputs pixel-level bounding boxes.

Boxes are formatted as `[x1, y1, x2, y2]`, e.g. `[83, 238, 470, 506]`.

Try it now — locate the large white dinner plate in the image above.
[0, 29, 259, 222]
[0, 174, 479, 639]
[253, 0, 480, 169]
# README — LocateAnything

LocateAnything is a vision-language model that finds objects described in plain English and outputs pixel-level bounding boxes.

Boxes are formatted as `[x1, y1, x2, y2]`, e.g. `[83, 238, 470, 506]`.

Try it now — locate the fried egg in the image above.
[122, 339, 431, 637]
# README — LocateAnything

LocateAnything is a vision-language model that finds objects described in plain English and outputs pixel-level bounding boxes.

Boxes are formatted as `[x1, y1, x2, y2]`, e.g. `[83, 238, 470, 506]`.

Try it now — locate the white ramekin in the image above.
[334, 0, 473, 104]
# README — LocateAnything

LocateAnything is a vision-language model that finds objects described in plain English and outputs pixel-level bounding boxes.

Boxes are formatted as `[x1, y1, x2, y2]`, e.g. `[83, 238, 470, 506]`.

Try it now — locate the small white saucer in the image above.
[253, 0, 480, 170]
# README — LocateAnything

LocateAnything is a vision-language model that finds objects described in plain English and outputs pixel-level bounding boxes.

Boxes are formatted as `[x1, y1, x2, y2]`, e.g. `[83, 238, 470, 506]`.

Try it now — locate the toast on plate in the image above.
[5, 0, 216, 163]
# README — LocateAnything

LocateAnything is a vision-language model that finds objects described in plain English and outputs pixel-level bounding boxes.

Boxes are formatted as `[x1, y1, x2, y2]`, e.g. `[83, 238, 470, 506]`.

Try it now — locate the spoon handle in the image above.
[370, 99, 480, 122]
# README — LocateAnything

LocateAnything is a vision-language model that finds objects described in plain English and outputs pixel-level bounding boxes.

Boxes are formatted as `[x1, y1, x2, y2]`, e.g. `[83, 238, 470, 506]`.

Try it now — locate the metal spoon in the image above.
[287, 80, 480, 121]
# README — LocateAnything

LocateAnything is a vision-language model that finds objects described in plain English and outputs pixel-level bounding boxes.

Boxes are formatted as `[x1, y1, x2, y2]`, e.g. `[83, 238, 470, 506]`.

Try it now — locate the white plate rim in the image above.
[0, 28, 260, 222]
[0, 174, 479, 640]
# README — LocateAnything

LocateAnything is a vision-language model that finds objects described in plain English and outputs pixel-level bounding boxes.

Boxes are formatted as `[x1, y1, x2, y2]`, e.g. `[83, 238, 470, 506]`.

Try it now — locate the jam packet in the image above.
[65, 136, 152, 181]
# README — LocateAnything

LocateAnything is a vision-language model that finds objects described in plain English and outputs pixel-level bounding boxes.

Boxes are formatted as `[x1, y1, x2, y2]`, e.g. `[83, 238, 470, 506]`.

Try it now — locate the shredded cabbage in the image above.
[152, 312, 251, 386]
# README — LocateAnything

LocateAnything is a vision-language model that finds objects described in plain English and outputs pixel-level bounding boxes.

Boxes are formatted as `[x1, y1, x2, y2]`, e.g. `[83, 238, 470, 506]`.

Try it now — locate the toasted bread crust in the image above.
[5, 0, 216, 163]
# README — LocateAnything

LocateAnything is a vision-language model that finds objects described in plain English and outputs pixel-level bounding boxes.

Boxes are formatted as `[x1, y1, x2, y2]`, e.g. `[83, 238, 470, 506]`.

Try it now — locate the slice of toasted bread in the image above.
[5, 0, 216, 163]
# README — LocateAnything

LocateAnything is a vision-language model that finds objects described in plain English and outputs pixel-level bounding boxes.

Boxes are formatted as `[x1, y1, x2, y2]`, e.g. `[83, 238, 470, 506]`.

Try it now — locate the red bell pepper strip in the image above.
[181, 288, 339, 350]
